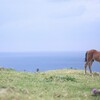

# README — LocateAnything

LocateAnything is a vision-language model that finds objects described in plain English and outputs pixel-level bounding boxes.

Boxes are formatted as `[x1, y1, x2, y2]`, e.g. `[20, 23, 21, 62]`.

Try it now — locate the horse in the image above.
[84, 49, 100, 75]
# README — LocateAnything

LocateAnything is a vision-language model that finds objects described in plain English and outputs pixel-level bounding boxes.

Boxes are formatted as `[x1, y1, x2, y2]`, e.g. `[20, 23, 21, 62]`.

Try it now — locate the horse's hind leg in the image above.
[89, 65, 92, 76]
[89, 61, 93, 76]
[84, 62, 88, 75]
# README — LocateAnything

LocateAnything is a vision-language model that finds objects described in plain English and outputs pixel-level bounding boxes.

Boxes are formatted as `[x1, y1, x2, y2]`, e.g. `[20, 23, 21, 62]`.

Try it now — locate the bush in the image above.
[44, 75, 76, 82]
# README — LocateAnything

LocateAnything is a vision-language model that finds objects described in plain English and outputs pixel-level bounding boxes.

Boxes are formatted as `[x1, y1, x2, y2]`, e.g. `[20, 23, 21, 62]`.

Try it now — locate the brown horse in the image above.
[84, 49, 100, 75]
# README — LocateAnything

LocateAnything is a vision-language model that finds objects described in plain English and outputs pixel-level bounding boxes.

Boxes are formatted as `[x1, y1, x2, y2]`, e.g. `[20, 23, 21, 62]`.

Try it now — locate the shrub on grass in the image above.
[44, 75, 76, 82]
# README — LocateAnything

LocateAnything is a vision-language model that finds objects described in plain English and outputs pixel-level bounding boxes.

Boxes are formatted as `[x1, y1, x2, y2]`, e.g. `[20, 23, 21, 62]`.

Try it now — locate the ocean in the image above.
[0, 52, 100, 72]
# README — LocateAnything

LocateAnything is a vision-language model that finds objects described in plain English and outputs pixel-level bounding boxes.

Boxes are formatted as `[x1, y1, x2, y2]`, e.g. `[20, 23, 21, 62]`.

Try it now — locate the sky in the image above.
[0, 0, 100, 52]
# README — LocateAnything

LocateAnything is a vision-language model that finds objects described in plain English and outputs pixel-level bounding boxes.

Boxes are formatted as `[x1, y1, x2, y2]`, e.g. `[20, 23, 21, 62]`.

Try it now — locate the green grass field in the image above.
[0, 68, 100, 100]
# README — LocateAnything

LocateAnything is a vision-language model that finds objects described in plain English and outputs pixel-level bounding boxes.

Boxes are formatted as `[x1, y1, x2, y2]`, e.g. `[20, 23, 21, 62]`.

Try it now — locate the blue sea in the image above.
[0, 52, 100, 72]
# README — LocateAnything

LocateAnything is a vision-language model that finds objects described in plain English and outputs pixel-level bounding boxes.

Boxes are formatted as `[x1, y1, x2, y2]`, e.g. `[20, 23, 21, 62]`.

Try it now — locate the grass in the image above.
[0, 67, 100, 100]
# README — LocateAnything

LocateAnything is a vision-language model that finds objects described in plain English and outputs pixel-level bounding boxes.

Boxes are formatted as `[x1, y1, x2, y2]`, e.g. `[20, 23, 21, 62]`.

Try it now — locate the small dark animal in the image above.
[36, 68, 39, 72]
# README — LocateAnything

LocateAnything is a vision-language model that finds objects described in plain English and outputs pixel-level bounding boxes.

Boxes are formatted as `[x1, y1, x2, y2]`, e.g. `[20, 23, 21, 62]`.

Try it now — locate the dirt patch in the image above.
[0, 88, 8, 94]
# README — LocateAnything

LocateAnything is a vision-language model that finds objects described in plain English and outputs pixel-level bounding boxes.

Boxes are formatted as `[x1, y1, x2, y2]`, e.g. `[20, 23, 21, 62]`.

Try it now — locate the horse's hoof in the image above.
[84, 73, 86, 75]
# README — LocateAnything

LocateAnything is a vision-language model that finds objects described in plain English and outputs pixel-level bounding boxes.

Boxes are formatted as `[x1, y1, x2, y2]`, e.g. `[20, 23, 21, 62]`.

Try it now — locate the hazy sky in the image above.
[0, 0, 100, 52]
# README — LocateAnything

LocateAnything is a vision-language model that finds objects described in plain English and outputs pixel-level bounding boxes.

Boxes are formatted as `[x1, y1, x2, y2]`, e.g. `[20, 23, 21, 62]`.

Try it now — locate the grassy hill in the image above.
[0, 68, 100, 100]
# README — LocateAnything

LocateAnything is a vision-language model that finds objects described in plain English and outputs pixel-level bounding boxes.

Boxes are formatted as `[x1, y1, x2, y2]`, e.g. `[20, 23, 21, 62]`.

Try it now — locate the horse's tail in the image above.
[85, 52, 87, 62]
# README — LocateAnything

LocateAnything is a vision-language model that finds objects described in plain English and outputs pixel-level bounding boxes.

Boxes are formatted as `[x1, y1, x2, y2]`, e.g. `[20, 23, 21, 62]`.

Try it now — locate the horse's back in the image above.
[87, 49, 97, 54]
